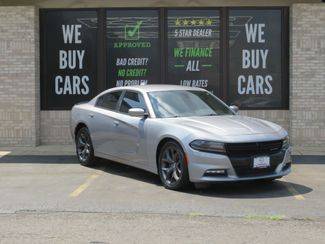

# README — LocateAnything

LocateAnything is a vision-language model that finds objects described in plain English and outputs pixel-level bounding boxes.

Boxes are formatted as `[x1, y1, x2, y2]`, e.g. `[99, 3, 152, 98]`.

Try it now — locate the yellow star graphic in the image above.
[175, 18, 181, 26]
[198, 19, 204, 26]
[206, 19, 212, 26]
[191, 19, 196, 26]
[183, 19, 189, 26]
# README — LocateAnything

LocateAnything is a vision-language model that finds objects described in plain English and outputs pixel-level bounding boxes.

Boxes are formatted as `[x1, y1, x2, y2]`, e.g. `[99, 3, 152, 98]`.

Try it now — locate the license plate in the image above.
[253, 156, 270, 168]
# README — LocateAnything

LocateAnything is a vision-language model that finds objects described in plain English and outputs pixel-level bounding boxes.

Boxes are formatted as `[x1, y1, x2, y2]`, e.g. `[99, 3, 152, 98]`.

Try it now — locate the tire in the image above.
[75, 127, 96, 167]
[158, 140, 190, 190]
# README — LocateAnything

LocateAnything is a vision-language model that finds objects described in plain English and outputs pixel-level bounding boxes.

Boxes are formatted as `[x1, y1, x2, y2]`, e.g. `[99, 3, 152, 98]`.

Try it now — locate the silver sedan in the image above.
[70, 85, 291, 190]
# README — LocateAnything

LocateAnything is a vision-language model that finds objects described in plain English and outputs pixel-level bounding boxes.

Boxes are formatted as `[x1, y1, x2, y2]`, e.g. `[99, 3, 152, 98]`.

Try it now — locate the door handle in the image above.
[89, 114, 94, 118]
[113, 120, 119, 126]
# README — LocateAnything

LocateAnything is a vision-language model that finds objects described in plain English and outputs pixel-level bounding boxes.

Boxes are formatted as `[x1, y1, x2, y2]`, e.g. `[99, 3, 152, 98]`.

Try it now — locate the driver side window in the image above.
[119, 91, 147, 114]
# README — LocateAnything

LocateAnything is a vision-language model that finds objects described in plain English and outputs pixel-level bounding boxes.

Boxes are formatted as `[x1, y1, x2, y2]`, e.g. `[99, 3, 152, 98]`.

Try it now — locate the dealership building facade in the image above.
[0, 0, 324, 154]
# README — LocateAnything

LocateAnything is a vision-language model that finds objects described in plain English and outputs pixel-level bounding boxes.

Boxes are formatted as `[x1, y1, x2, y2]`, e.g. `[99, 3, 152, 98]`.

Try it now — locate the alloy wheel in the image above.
[160, 145, 184, 186]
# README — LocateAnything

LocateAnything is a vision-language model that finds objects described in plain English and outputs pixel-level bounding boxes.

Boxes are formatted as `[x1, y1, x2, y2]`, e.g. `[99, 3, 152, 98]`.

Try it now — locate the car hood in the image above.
[165, 115, 283, 139]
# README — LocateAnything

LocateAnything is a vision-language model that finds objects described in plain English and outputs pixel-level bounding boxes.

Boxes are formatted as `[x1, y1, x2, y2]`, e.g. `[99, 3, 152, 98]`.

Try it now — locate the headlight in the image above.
[189, 140, 225, 153]
[282, 136, 290, 149]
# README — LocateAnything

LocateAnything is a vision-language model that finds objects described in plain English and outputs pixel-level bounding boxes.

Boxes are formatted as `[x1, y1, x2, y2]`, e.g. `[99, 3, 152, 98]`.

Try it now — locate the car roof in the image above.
[107, 84, 205, 93]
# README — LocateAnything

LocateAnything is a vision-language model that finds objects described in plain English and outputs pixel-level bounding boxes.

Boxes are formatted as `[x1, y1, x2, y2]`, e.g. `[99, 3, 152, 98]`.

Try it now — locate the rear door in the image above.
[88, 91, 123, 157]
[112, 91, 148, 164]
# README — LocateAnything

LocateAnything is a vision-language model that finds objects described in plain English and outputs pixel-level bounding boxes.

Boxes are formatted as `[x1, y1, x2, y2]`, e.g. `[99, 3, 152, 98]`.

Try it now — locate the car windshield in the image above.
[148, 90, 234, 118]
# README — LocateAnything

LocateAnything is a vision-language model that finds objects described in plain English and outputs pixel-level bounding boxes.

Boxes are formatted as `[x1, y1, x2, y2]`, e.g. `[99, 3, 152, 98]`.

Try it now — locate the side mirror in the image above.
[229, 105, 239, 114]
[128, 108, 147, 118]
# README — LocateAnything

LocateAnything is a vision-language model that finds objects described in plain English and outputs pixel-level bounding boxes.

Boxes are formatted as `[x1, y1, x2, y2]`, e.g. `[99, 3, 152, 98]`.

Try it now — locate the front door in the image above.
[88, 91, 123, 157]
[112, 91, 148, 164]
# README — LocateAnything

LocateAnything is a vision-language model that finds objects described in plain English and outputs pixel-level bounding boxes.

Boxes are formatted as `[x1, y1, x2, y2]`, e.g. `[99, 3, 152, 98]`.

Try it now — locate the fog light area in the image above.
[204, 169, 227, 177]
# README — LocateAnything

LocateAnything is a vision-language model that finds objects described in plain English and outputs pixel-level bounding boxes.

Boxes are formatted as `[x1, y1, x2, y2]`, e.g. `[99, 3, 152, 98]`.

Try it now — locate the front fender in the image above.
[145, 119, 194, 174]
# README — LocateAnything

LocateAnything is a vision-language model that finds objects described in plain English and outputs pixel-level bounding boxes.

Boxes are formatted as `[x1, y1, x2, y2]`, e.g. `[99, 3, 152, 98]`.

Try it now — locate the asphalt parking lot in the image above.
[0, 148, 325, 243]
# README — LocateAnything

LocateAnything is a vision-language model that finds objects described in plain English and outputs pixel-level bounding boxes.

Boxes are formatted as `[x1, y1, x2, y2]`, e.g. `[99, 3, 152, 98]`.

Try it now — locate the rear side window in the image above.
[119, 91, 147, 114]
[96, 91, 122, 110]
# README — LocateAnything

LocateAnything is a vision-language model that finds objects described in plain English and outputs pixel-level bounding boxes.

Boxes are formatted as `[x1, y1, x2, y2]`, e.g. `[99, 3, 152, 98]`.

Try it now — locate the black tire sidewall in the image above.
[158, 141, 190, 190]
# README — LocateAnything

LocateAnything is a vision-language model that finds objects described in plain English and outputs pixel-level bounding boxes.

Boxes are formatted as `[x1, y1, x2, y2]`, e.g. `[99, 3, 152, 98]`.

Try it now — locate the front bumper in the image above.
[187, 146, 292, 183]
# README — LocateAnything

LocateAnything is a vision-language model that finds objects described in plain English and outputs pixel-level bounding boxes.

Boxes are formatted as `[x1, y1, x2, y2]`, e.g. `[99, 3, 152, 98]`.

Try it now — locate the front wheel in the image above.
[76, 127, 96, 167]
[158, 141, 190, 190]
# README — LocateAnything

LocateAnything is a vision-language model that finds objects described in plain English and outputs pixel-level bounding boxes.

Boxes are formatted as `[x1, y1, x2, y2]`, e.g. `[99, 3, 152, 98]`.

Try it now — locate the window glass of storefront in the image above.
[106, 9, 161, 88]
[40, 9, 98, 109]
[228, 9, 286, 108]
[166, 9, 220, 95]
[40, 7, 288, 110]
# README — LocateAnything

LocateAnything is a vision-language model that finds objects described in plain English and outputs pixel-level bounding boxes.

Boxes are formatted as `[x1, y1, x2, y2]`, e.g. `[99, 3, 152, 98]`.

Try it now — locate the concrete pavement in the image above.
[1, 212, 325, 244]
[0, 146, 325, 243]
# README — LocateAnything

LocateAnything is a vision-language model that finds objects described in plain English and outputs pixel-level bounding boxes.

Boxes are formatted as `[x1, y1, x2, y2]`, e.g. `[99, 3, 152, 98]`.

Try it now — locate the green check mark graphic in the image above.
[127, 20, 143, 38]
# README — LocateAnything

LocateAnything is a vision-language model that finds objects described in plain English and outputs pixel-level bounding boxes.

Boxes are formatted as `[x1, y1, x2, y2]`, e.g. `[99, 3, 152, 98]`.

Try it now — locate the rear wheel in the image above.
[75, 127, 96, 166]
[158, 141, 190, 190]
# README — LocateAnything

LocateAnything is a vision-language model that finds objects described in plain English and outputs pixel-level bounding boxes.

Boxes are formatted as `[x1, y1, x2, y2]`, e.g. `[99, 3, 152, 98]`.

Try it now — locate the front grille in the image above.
[225, 140, 284, 177]
[225, 140, 283, 157]
[229, 152, 285, 177]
